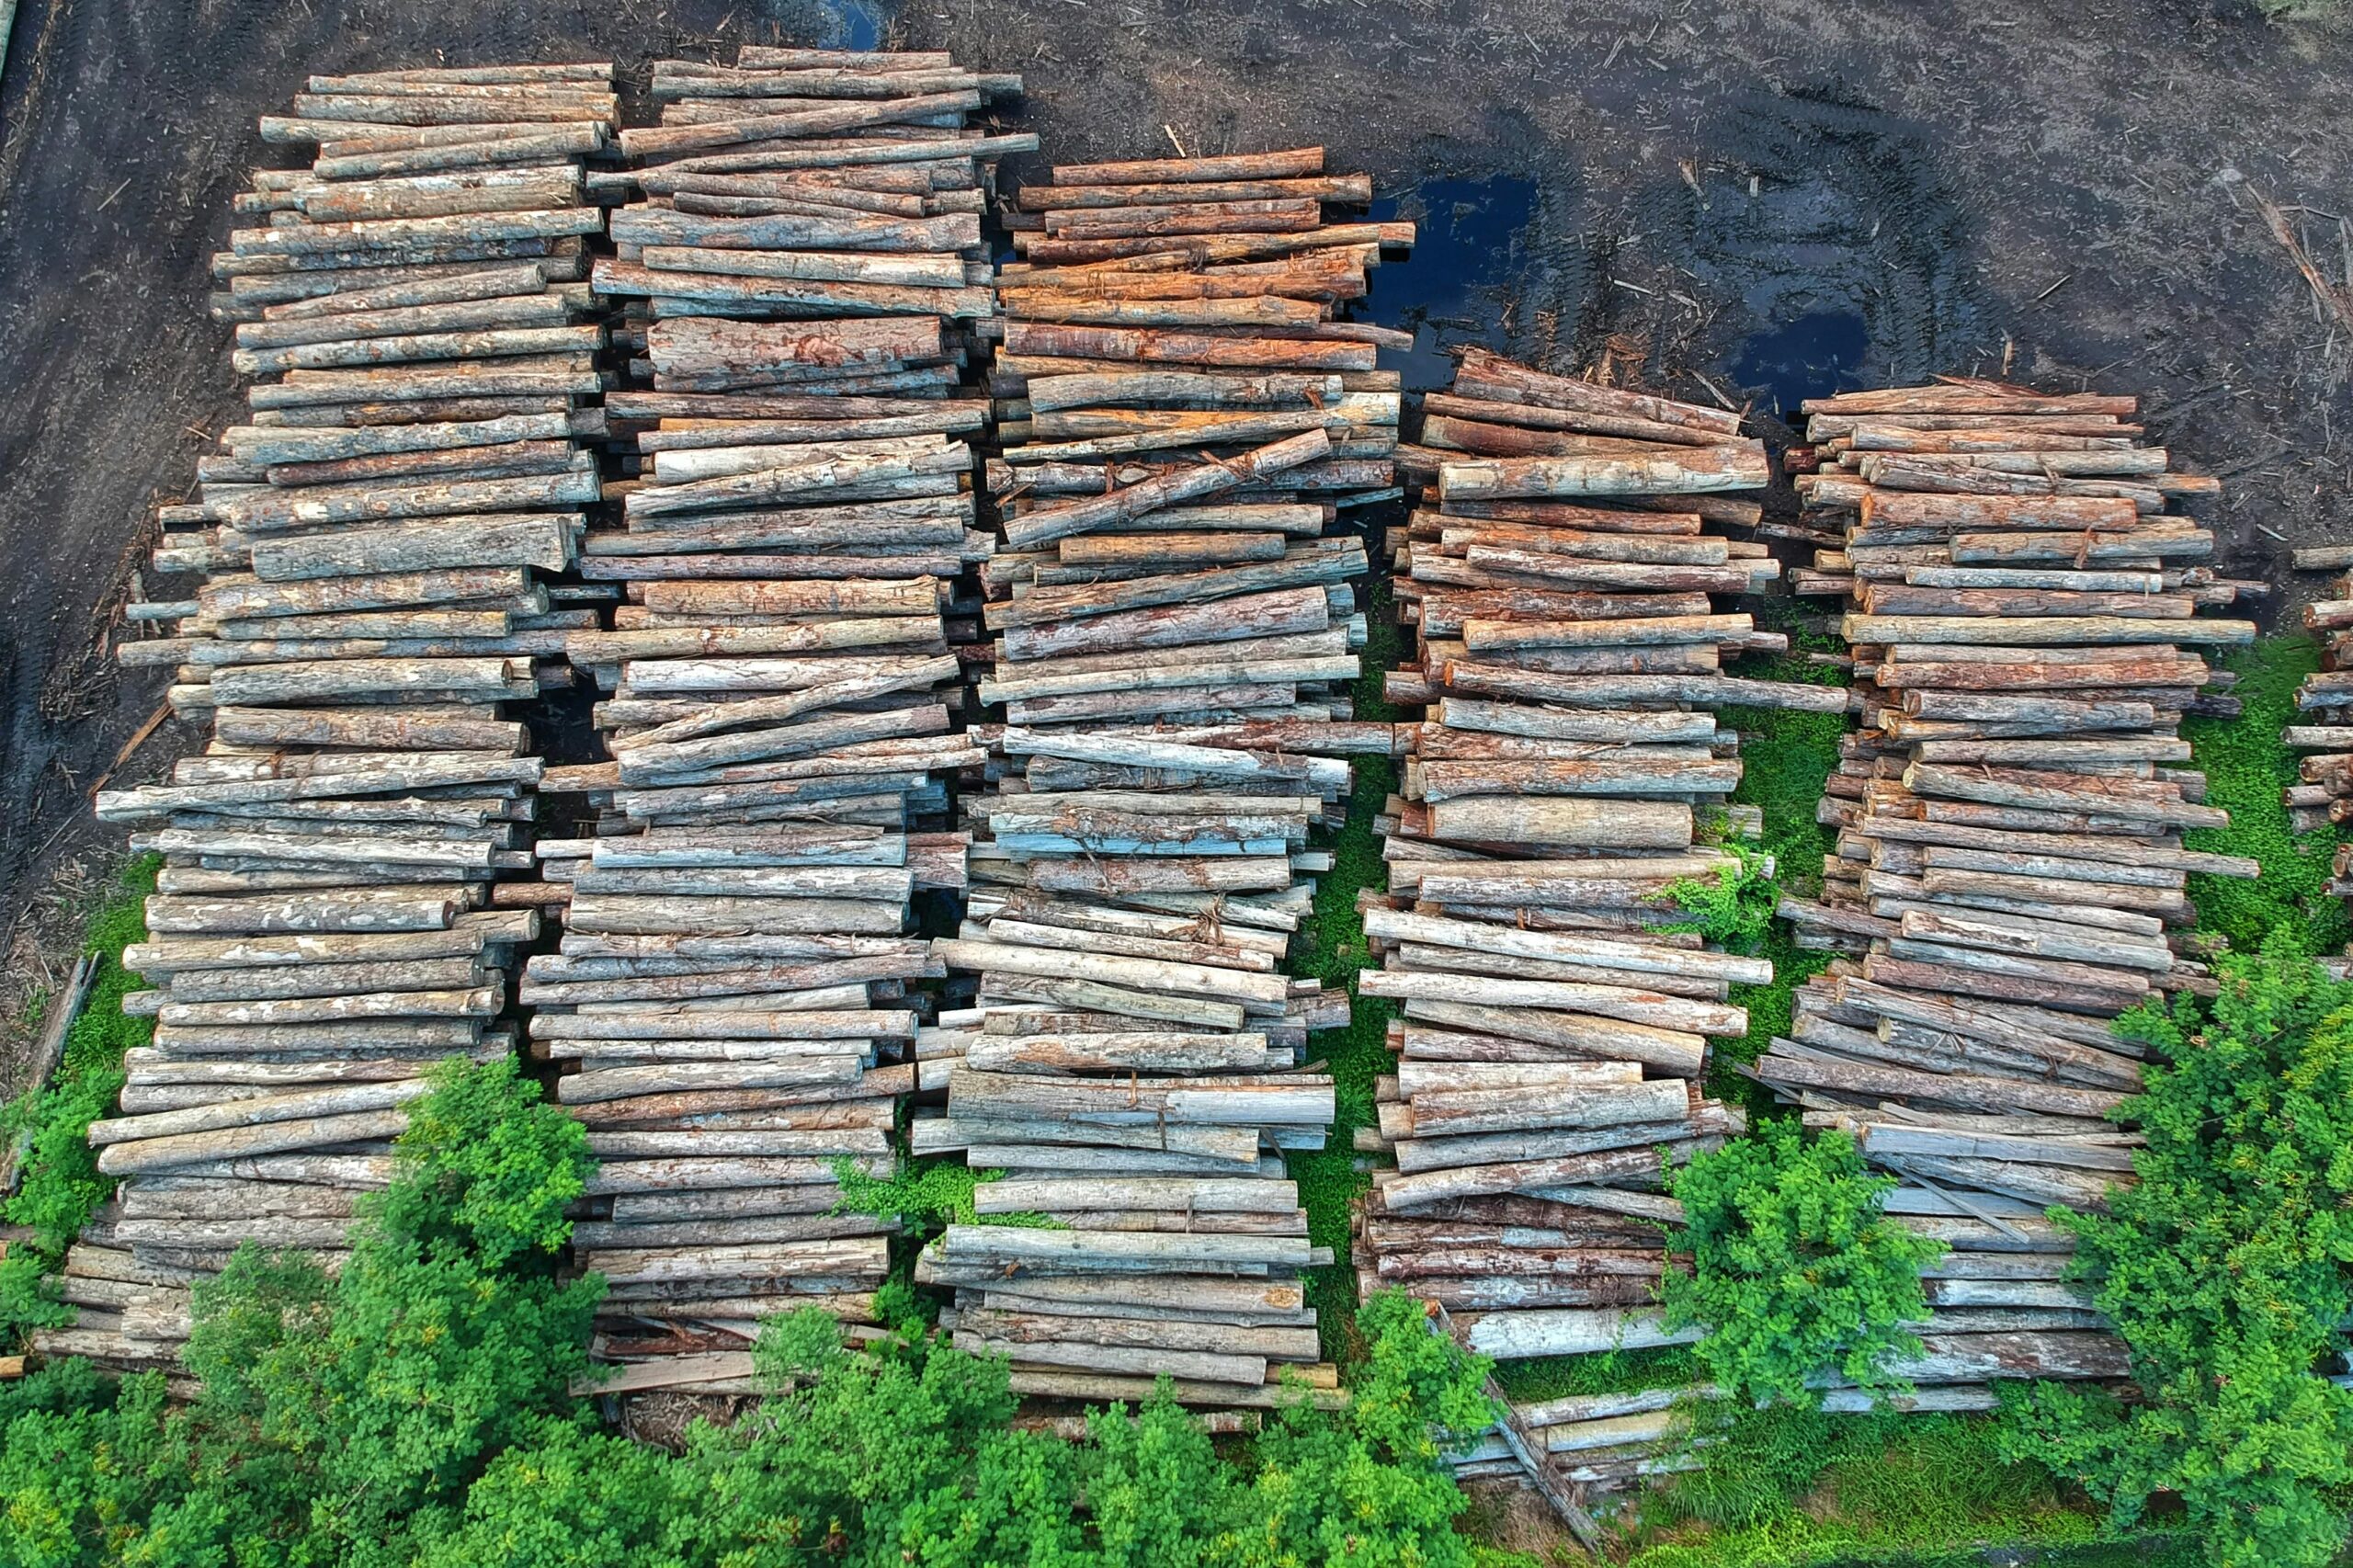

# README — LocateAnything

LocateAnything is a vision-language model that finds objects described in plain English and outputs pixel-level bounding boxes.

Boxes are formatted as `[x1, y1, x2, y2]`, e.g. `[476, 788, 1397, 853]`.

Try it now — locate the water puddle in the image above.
[1362, 176, 1538, 392]
[740, 0, 886, 50]
[833, 1, 883, 51]
[1731, 307, 1870, 420]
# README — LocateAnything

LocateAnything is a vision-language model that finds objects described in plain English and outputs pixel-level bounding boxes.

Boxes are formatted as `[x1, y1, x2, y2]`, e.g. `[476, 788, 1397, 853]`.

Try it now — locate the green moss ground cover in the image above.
[0, 857, 157, 1347]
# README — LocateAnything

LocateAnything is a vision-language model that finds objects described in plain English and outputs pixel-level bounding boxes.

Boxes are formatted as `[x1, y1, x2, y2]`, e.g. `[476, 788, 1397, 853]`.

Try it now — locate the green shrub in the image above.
[1660, 1123, 1941, 1407]
[1995, 932, 2353, 1568]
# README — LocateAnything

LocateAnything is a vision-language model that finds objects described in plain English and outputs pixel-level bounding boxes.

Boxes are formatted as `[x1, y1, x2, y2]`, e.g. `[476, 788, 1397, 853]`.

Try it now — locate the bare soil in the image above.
[2, 0, 2347, 948]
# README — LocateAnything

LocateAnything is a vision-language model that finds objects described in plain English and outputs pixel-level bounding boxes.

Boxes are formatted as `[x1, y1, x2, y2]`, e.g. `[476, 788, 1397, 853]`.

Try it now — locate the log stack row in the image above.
[1757, 378, 2262, 1398]
[53, 62, 619, 1377]
[2281, 550, 2353, 903]
[908, 147, 1413, 1411]
[526, 49, 1027, 1393]
[1354, 352, 1843, 1375]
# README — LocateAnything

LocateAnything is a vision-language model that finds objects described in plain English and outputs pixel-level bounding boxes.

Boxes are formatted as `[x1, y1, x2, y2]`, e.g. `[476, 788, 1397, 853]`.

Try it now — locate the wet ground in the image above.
[2, 0, 2349, 981]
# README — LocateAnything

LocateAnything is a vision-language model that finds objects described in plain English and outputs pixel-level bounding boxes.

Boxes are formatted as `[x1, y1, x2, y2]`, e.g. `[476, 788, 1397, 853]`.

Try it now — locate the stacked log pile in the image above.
[1757, 378, 2261, 1394]
[985, 145, 1415, 531]
[1353, 352, 1848, 1383]
[53, 62, 616, 1376]
[2282, 549, 2353, 910]
[528, 49, 1025, 1394]
[906, 147, 1412, 1411]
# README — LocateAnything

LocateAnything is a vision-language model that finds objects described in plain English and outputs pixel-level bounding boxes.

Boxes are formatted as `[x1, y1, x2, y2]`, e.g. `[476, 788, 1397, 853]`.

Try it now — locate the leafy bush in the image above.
[425, 1289, 1495, 1568]
[0, 1048, 1500, 1567]
[1994, 932, 2353, 1568]
[0, 1054, 599, 1567]
[1660, 1123, 1941, 1406]
[1662, 844, 1778, 955]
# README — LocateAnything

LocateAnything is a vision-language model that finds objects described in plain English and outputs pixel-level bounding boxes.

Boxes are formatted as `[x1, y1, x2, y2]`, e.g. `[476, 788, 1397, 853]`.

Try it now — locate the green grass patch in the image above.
[1614, 1403, 2164, 1568]
[0, 855, 157, 1348]
[1286, 580, 1406, 1366]
[1712, 645, 1848, 1109]
[1493, 1345, 1701, 1403]
[2181, 633, 2347, 957]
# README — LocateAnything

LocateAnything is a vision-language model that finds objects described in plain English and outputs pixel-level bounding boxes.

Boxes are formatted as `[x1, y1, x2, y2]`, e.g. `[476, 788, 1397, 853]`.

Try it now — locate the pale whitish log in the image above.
[1392, 1061, 1643, 1095]
[1382, 1141, 1682, 1204]
[1415, 756, 1743, 801]
[1363, 908, 1768, 985]
[1859, 1123, 2134, 1173]
[1436, 699, 1718, 744]
[1872, 1152, 2121, 1212]
[153, 986, 497, 1028]
[973, 1293, 1307, 1334]
[1387, 1121, 1714, 1184]
[975, 1177, 1298, 1215]
[1880, 1333, 2128, 1383]
[210, 706, 522, 752]
[1898, 908, 2172, 973]
[89, 1076, 439, 1146]
[585, 1238, 889, 1286]
[963, 1032, 1280, 1074]
[151, 1019, 480, 1053]
[583, 1156, 885, 1194]
[954, 1333, 1265, 1386]
[563, 893, 908, 937]
[121, 914, 523, 976]
[142, 891, 460, 936]
[1001, 723, 1349, 786]
[916, 1115, 1261, 1163]
[935, 937, 1288, 1006]
[1461, 1308, 1697, 1360]
[947, 1068, 1333, 1128]
[1401, 999, 1706, 1079]
[532, 1008, 908, 1042]
[933, 1225, 1316, 1273]
[1424, 795, 1692, 849]
[583, 1129, 892, 1159]
[210, 471, 598, 531]
[959, 1143, 1271, 1176]
[248, 516, 573, 582]
[594, 256, 989, 317]
[1438, 446, 1768, 501]
[138, 1153, 396, 1187]
[1360, 970, 1744, 1036]
[97, 1109, 413, 1176]
[1843, 613, 2253, 647]
[226, 409, 570, 461]
[972, 913, 1280, 972]
[1440, 661, 1851, 714]
[1394, 1076, 1690, 1138]
[555, 1060, 866, 1102]
[622, 450, 968, 520]
[954, 1307, 1318, 1362]
[570, 1214, 892, 1249]
[1750, 1051, 2128, 1119]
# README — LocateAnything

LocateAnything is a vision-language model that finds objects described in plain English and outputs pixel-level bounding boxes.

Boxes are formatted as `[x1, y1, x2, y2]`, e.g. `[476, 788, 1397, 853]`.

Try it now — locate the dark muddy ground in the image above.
[1, 0, 2348, 995]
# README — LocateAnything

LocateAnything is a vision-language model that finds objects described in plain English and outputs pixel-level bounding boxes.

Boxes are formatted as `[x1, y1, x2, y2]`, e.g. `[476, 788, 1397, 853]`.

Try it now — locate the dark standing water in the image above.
[1362, 176, 1539, 392]
[1732, 307, 1870, 419]
[833, 1, 883, 50]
